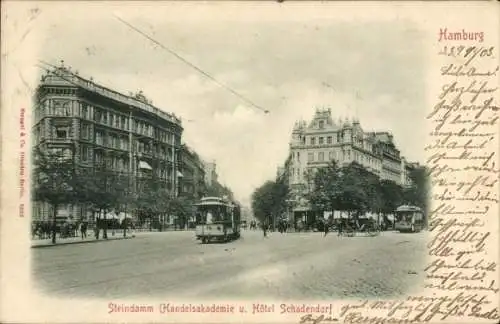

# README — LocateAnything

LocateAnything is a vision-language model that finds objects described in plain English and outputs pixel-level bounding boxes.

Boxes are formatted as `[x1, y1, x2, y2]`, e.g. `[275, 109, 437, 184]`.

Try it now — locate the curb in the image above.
[31, 235, 135, 249]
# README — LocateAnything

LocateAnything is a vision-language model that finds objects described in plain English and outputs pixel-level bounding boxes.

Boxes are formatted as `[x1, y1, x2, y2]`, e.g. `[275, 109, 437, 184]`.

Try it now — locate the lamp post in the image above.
[285, 198, 297, 230]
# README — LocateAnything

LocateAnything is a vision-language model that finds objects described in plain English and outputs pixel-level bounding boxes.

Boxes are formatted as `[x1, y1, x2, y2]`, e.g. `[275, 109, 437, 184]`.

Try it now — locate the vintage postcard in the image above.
[1, 1, 499, 323]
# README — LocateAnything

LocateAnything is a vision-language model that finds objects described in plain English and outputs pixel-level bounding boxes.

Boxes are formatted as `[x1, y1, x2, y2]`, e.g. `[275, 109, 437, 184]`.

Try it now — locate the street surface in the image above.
[32, 230, 426, 300]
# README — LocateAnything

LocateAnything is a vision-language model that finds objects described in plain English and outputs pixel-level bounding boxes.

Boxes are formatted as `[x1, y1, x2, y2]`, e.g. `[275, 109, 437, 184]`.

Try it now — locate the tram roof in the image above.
[195, 196, 234, 207]
[396, 205, 423, 212]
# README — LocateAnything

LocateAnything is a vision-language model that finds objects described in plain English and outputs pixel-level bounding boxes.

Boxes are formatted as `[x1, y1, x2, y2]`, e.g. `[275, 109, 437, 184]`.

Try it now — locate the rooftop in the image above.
[39, 61, 182, 126]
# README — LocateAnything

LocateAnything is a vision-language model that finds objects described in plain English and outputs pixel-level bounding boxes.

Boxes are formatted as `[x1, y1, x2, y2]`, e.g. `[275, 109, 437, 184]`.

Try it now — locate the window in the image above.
[102, 112, 108, 124]
[329, 151, 335, 160]
[94, 109, 102, 122]
[308, 152, 314, 162]
[63, 102, 71, 116]
[106, 157, 113, 169]
[110, 114, 114, 127]
[81, 146, 89, 161]
[81, 103, 88, 119]
[81, 123, 90, 139]
[53, 100, 65, 116]
[121, 137, 129, 150]
[327, 136, 332, 144]
[318, 152, 324, 162]
[319, 120, 324, 129]
[310, 137, 316, 145]
[297, 152, 300, 161]
[95, 131, 104, 145]
[56, 127, 68, 139]
[121, 116, 126, 130]
[319, 137, 324, 145]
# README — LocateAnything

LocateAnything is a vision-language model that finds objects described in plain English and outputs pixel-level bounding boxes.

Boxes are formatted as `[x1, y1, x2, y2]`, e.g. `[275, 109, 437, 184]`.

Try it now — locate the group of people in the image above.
[31, 221, 89, 240]
[253, 217, 380, 238]
[31, 219, 136, 240]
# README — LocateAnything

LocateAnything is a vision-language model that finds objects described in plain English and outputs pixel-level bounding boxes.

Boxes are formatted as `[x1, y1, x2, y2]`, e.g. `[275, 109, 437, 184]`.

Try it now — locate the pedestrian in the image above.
[323, 221, 329, 237]
[262, 222, 268, 238]
[94, 224, 100, 239]
[81, 222, 87, 239]
[337, 219, 343, 236]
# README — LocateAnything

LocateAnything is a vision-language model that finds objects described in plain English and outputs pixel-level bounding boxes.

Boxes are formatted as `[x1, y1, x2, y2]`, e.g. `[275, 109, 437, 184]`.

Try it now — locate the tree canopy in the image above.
[251, 179, 289, 225]
[306, 161, 429, 218]
[32, 147, 79, 243]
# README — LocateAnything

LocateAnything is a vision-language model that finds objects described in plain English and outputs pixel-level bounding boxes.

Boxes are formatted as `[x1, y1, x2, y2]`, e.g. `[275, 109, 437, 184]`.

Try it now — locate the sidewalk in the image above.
[31, 229, 195, 248]
[31, 231, 135, 248]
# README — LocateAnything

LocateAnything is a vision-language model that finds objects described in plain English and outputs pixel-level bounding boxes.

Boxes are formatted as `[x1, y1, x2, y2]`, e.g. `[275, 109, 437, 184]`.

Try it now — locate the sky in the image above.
[29, 4, 426, 208]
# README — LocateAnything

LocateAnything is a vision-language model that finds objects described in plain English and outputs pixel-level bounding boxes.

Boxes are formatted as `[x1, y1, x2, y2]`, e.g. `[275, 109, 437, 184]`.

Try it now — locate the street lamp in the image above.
[285, 198, 297, 229]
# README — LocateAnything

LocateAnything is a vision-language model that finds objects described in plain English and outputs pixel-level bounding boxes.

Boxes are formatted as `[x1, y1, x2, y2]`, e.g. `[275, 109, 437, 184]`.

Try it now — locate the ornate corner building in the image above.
[280, 108, 418, 225]
[31, 63, 183, 222]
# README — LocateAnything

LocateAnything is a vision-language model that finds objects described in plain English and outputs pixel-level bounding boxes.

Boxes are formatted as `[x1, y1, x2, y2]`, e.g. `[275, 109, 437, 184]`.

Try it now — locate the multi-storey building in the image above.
[401, 158, 419, 188]
[276, 153, 293, 222]
[287, 107, 413, 224]
[32, 62, 183, 222]
[203, 161, 218, 187]
[180, 144, 206, 200]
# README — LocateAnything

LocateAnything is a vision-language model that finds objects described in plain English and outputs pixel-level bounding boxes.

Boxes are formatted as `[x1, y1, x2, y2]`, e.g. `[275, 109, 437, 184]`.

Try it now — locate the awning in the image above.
[293, 206, 312, 212]
[139, 161, 152, 170]
[176, 171, 183, 177]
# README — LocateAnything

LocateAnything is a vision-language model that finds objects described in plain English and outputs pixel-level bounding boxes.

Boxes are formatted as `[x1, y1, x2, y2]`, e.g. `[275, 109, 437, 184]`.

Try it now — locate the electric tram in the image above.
[194, 197, 241, 243]
[394, 205, 425, 233]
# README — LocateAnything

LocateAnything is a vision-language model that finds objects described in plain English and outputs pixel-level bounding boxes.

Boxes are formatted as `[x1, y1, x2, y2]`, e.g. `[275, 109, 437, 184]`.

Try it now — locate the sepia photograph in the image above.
[28, 6, 432, 302]
[1, 2, 499, 323]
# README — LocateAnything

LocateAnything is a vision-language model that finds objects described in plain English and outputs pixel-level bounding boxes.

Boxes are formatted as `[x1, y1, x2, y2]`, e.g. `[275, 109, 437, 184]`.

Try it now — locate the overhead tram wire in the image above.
[113, 14, 270, 114]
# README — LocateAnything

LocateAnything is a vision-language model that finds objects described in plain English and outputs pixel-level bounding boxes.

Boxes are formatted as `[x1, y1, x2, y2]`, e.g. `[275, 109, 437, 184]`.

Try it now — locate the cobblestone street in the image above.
[32, 229, 426, 300]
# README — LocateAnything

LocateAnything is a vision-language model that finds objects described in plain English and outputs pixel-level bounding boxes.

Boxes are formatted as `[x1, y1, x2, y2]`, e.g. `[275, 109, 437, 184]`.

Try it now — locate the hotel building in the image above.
[286, 108, 416, 223]
[32, 62, 183, 222]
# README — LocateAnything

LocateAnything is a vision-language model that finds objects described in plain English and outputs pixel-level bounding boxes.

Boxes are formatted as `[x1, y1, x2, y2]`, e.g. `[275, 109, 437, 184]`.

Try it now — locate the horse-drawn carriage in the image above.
[335, 217, 380, 237]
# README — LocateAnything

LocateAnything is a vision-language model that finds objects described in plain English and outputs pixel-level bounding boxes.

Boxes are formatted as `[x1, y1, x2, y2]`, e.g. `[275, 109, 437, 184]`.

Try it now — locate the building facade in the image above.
[287, 108, 414, 221]
[203, 161, 218, 187]
[180, 144, 206, 200]
[32, 63, 183, 222]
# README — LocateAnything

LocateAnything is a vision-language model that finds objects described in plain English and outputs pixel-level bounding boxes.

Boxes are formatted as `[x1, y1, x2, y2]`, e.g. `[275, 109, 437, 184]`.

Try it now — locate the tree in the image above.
[272, 176, 290, 226]
[378, 179, 404, 228]
[78, 161, 129, 239]
[405, 166, 430, 211]
[134, 175, 171, 230]
[168, 196, 193, 229]
[251, 179, 289, 228]
[307, 160, 341, 215]
[336, 162, 371, 218]
[32, 147, 78, 244]
[379, 180, 403, 215]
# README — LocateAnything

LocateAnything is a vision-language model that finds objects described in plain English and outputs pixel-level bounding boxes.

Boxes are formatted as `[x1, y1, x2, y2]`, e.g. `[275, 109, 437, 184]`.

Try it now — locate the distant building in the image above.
[203, 161, 218, 187]
[32, 62, 183, 222]
[276, 153, 293, 222]
[180, 144, 206, 200]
